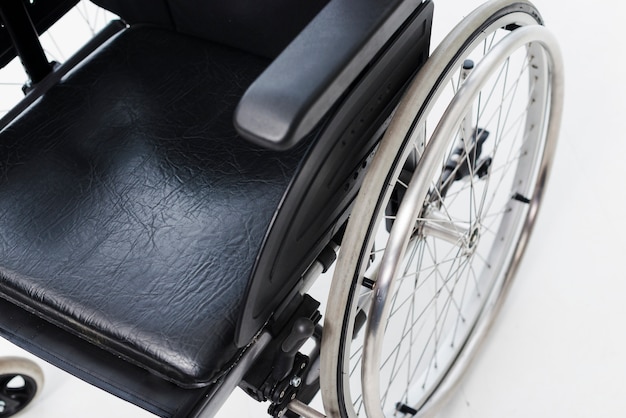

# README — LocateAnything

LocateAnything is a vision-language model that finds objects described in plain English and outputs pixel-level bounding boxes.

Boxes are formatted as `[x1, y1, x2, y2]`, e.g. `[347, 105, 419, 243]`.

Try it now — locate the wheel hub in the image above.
[464, 224, 481, 255]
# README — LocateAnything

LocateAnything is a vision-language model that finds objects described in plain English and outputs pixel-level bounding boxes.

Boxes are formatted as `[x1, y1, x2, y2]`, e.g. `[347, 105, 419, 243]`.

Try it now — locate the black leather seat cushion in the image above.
[0, 26, 309, 386]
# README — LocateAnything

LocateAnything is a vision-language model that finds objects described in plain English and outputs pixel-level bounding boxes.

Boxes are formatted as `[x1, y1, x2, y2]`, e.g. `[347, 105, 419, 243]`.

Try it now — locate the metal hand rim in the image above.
[362, 24, 564, 418]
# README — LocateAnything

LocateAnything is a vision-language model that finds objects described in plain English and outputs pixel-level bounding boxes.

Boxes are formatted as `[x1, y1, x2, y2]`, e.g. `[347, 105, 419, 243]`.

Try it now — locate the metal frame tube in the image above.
[0, 0, 51, 84]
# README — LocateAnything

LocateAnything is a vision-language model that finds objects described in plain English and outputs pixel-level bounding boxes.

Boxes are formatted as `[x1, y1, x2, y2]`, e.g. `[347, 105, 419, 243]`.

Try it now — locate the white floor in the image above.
[2, 0, 626, 417]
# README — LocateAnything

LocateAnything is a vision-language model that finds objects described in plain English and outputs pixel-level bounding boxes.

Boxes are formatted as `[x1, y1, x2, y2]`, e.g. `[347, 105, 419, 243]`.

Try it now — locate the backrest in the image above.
[91, 0, 330, 58]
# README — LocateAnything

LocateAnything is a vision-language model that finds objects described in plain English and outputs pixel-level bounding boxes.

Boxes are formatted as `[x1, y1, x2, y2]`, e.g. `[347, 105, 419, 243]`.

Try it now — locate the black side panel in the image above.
[236, 1, 434, 346]
[0, 0, 78, 69]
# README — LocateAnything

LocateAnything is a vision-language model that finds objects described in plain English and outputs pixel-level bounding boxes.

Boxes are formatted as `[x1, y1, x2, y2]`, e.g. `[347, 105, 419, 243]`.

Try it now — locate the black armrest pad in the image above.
[234, 0, 424, 150]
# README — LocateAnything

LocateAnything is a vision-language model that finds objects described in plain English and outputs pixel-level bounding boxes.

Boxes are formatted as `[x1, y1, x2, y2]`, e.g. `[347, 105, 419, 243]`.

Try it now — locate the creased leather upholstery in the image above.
[0, 26, 310, 386]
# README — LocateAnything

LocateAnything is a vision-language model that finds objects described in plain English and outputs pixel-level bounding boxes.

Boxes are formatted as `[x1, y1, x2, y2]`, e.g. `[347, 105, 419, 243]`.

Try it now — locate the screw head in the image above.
[290, 376, 302, 388]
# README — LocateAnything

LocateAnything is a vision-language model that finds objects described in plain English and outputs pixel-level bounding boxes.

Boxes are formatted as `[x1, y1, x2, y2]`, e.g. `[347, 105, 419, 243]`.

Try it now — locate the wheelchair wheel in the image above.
[320, 1, 564, 417]
[0, 357, 44, 417]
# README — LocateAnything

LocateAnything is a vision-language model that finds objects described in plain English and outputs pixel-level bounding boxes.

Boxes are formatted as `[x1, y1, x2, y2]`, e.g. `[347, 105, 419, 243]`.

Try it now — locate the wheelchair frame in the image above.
[0, 0, 563, 417]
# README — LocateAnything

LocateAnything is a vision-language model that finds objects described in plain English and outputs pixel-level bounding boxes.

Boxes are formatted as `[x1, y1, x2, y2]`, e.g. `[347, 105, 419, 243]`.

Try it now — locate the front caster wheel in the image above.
[0, 357, 44, 417]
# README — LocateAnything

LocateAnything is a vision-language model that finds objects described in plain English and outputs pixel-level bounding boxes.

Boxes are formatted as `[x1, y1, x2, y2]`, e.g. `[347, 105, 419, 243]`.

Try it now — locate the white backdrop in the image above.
[1, 0, 625, 417]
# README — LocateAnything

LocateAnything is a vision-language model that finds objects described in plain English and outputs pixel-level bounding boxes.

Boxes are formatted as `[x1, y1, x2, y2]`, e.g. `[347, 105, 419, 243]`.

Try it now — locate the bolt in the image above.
[290, 376, 302, 388]
[279, 390, 285, 399]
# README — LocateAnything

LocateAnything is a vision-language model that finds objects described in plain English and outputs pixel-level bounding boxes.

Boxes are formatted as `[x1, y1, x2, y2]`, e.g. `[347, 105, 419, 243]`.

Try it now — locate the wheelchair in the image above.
[0, 0, 563, 416]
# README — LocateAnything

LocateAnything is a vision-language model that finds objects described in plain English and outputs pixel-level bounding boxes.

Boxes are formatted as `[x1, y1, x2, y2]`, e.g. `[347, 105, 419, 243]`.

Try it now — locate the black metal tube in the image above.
[0, 0, 51, 84]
